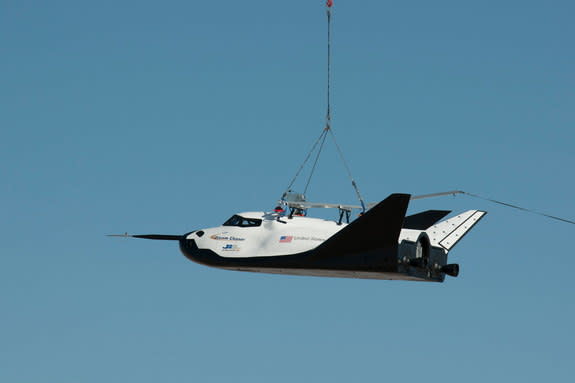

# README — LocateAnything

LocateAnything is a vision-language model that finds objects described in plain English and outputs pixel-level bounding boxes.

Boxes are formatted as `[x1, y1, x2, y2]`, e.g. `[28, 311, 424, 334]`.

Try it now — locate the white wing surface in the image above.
[426, 210, 487, 251]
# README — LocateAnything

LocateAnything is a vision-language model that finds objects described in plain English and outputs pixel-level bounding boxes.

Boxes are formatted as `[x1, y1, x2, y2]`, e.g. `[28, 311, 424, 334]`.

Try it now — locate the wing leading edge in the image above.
[403, 210, 451, 230]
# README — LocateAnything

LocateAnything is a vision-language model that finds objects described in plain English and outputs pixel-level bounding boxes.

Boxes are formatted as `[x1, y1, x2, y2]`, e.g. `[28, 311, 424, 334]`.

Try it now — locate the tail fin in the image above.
[426, 210, 486, 251]
[315, 193, 411, 257]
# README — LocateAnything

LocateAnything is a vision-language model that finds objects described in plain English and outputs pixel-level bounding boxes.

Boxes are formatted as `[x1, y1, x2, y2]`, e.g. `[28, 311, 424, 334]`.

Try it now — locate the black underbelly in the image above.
[179, 239, 399, 273]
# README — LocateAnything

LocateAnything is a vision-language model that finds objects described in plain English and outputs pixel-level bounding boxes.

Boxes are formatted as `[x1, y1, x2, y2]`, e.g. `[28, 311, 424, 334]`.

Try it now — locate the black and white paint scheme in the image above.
[111, 193, 485, 282]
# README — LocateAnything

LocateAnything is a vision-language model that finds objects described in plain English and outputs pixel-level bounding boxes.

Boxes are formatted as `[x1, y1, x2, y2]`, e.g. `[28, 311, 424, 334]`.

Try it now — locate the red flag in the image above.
[326, 0, 333, 7]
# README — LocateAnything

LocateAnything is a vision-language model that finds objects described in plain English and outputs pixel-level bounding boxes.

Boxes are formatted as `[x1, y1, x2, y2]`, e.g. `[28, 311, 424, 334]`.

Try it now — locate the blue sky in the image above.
[1, 1, 574, 381]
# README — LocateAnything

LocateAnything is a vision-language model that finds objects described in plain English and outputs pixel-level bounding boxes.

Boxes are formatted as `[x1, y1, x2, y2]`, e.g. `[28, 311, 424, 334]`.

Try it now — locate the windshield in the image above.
[223, 215, 262, 227]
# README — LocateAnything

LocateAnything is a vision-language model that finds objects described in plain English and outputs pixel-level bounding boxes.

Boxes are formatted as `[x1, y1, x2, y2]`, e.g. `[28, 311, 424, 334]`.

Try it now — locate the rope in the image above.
[281, 0, 367, 212]
[462, 192, 575, 225]
[304, 128, 328, 194]
[301, 2, 333, 196]
[326, 6, 332, 123]
[324, 2, 365, 211]
[280, 3, 333, 200]
[327, 128, 366, 212]
[282, 129, 328, 198]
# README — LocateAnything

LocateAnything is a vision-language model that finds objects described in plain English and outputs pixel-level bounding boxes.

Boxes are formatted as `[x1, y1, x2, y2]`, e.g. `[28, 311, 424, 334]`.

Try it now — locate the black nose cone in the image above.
[179, 234, 199, 260]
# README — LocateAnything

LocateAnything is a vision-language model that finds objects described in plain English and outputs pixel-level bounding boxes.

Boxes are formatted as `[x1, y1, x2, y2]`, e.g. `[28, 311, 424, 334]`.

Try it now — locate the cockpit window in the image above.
[223, 215, 262, 227]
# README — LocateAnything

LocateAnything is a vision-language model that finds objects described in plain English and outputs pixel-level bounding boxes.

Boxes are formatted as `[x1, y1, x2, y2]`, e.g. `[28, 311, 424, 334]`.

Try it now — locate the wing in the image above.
[403, 210, 451, 230]
[427, 210, 487, 251]
[314, 193, 411, 257]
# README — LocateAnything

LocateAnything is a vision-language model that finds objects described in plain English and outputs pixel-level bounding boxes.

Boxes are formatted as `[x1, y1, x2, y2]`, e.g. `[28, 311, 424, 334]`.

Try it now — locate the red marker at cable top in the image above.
[327, 0, 333, 7]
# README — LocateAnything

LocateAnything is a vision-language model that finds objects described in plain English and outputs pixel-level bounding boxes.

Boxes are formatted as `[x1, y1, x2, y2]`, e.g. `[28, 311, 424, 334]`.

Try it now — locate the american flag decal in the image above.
[279, 236, 293, 243]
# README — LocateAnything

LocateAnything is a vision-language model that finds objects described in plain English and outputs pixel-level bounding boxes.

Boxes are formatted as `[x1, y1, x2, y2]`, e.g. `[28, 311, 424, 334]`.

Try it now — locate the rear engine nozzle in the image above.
[441, 264, 459, 277]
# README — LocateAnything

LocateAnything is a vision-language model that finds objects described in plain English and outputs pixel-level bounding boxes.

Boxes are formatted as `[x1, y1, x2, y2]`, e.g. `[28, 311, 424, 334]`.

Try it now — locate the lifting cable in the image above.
[282, 0, 367, 212]
[327, 128, 367, 212]
[304, 128, 329, 194]
[461, 191, 575, 225]
[282, 128, 329, 197]
[326, 0, 332, 124]
[323, 0, 366, 211]
[420, 191, 575, 226]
